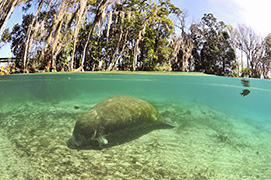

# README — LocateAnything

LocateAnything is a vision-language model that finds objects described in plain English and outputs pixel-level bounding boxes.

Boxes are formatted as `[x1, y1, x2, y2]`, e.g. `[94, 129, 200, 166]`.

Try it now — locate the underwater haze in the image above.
[0, 72, 271, 179]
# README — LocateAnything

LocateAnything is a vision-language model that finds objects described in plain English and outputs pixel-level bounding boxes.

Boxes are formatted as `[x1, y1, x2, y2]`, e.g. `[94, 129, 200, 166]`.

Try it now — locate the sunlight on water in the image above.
[0, 73, 271, 179]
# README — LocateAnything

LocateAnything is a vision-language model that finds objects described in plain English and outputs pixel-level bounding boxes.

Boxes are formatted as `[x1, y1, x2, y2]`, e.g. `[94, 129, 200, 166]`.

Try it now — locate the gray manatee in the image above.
[69, 96, 171, 149]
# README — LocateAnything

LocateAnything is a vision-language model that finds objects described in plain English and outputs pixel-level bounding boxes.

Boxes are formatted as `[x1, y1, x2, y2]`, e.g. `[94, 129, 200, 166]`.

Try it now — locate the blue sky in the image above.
[0, 0, 270, 58]
[172, 0, 271, 36]
[172, 0, 242, 26]
[0, 6, 23, 58]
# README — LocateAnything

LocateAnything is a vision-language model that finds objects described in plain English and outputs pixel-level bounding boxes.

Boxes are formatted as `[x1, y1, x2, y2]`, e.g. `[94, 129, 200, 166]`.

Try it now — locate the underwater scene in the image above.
[0, 72, 271, 179]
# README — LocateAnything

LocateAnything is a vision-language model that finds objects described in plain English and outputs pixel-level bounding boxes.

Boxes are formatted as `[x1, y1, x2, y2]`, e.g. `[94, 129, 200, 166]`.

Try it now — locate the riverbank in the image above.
[0, 70, 208, 76]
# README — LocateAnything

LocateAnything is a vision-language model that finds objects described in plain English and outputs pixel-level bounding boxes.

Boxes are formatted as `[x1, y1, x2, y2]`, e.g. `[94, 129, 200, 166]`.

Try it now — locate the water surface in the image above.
[0, 73, 270, 179]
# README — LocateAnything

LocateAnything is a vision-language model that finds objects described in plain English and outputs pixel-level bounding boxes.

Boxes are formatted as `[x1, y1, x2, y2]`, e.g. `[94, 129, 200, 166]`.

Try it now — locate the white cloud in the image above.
[188, 0, 271, 36]
[230, 0, 271, 36]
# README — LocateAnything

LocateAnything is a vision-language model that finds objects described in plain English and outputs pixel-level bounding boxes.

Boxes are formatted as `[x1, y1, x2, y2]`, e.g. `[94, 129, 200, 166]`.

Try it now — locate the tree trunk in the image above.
[82, 0, 115, 70]
[133, 38, 140, 71]
[170, 35, 182, 70]
[44, 1, 69, 71]
[107, 11, 125, 71]
[70, 1, 88, 71]
[81, 28, 93, 71]
[23, 0, 45, 70]
[51, 20, 64, 72]
[0, 0, 9, 14]
[114, 31, 128, 70]
[133, 20, 147, 71]
[106, 10, 112, 43]
[181, 38, 194, 72]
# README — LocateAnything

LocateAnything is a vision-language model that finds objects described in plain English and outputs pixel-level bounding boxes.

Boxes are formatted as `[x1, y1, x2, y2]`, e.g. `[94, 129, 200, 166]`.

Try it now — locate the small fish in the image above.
[240, 89, 250, 97]
[74, 106, 80, 109]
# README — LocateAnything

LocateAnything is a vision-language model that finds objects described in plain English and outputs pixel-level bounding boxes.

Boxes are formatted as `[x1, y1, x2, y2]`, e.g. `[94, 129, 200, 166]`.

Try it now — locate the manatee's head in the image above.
[67, 130, 86, 149]
[68, 127, 108, 149]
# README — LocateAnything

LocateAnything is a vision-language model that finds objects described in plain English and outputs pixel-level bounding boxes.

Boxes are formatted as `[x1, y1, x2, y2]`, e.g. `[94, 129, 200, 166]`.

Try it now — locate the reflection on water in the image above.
[0, 73, 271, 179]
[241, 78, 250, 87]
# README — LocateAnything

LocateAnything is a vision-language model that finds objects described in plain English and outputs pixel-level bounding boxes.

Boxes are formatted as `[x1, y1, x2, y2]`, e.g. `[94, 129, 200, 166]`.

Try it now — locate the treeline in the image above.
[0, 0, 271, 78]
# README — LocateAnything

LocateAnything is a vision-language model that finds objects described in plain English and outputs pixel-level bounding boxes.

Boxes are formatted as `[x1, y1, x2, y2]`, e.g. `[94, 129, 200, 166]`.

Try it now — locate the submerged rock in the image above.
[68, 96, 172, 149]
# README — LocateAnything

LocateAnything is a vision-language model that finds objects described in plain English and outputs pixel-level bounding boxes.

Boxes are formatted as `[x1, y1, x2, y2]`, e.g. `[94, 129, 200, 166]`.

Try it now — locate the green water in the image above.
[0, 73, 271, 179]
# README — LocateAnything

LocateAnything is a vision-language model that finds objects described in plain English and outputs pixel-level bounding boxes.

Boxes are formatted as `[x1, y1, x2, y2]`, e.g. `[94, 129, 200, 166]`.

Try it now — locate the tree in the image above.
[262, 34, 271, 78]
[70, 0, 88, 71]
[134, 0, 181, 71]
[9, 14, 33, 68]
[4, 0, 181, 73]
[81, 0, 116, 71]
[171, 11, 198, 71]
[193, 13, 235, 75]
[0, 0, 19, 41]
[22, 0, 46, 71]
[232, 24, 264, 78]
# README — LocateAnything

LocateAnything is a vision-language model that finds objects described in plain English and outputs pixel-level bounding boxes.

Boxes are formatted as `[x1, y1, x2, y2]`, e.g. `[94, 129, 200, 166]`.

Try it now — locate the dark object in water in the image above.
[241, 79, 250, 87]
[74, 106, 80, 109]
[68, 96, 172, 149]
[240, 89, 250, 97]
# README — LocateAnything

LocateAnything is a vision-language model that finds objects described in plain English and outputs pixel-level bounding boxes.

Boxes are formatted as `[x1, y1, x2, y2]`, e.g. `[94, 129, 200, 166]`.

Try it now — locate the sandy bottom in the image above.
[0, 97, 271, 179]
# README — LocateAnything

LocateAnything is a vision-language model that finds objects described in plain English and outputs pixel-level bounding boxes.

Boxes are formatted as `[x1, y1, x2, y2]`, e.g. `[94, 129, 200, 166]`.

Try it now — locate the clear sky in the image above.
[0, 6, 23, 58]
[172, 0, 271, 36]
[0, 0, 271, 58]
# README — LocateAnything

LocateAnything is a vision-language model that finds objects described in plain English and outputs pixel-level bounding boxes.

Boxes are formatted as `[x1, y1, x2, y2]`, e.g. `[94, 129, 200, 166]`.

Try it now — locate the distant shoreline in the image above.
[0, 71, 208, 76]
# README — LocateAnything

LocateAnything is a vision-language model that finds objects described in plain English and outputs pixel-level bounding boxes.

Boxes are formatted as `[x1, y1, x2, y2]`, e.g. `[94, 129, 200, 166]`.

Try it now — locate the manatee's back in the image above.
[91, 96, 164, 135]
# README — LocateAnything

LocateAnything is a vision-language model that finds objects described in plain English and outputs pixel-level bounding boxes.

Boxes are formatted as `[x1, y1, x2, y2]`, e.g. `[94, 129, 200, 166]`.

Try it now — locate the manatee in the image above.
[68, 96, 171, 149]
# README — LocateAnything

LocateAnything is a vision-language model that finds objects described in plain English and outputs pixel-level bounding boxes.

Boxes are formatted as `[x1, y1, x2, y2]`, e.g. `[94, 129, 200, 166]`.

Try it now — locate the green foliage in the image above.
[1, 28, 10, 41]
[3, 1, 257, 77]
[241, 67, 251, 77]
[8, 14, 33, 68]
[193, 13, 236, 76]
[2, 0, 182, 72]
[56, 42, 73, 71]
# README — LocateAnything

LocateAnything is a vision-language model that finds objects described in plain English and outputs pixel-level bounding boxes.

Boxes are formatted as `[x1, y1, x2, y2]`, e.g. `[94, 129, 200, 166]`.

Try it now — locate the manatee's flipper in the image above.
[91, 129, 108, 148]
